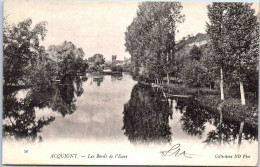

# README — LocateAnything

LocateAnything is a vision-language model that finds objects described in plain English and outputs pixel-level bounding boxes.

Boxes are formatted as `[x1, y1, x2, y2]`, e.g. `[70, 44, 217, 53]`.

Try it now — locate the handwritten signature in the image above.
[160, 144, 199, 158]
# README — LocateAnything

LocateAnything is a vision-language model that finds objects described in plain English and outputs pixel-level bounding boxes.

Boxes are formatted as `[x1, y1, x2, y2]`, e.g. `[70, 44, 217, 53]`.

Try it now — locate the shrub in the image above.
[111, 65, 123, 72]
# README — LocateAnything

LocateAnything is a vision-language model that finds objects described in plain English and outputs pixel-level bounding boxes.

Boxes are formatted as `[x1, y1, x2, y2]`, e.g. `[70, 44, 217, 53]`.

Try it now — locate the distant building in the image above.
[111, 55, 125, 66]
[112, 55, 117, 65]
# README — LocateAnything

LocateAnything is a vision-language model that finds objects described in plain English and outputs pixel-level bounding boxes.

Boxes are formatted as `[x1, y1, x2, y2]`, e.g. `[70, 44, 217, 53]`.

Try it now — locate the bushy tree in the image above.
[125, 2, 185, 83]
[224, 3, 258, 105]
[48, 41, 86, 79]
[181, 60, 207, 87]
[3, 18, 47, 86]
[189, 45, 202, 61]
[207, 3, 228, 100]
[207, 2, 258, 104]
[93, 54, 105, 66]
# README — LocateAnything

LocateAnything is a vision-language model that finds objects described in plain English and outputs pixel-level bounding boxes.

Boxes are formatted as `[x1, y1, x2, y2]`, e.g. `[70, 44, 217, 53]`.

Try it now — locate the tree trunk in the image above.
[219, 111, 223, 144]
[167, 73, 169, 85]
[240, 81, 246, 105]
[217, 102, 224, 144]
[166, 52, 170, 85]
[238, 121, 244, 146]
[220, 67, 225, 100]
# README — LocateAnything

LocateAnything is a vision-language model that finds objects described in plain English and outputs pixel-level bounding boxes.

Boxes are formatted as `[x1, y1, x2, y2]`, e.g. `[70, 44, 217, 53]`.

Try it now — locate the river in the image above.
[2, 72, 258, 165]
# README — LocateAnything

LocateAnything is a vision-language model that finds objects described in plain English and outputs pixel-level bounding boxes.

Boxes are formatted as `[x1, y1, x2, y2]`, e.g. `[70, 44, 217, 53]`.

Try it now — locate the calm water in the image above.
[3, 73, 257, 146]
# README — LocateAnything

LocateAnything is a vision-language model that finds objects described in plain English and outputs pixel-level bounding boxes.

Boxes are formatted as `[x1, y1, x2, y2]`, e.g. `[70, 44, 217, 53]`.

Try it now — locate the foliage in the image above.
[197, 95, 258, 127]
[88, 53, 105, 68]
[181, 60, 206, 87]
[48, 41, 87, 79]
[180, 44, 216, 88]
[3, 18, 47, 86]
[3, 74, 87, 140]
[189, 45, 202, 60]
[111, 65, 123, 72]
[125, 2, 185, 81]
[207, 2, 258, 97]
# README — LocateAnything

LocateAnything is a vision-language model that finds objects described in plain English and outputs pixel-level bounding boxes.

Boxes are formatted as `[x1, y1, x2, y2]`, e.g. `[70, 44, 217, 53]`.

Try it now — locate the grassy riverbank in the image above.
[162, 83, 258, 128]
[197, 95, 258, 128]
[164, 83, 219, 96]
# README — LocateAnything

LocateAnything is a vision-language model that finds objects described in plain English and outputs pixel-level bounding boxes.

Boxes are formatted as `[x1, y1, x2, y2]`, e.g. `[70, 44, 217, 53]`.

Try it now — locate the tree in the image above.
[3, 18, 47, 86]
[223, 3, 258, 105]
[207, 2, 258, 105]
[181, 60, 207, 88]
[207, 3, 258, 140]
[125, 2, 185, 83]
[93, 54, 105, 67]
[244, 21, 259, 97]
[207, 3, 228, 101]
[189, 45, 202, 61]
[200, 46, 218, 89]
[48, 41, 86, 79]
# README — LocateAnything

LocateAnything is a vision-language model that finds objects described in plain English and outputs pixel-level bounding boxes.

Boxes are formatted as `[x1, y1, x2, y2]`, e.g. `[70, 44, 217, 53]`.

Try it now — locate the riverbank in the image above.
[153, 83, 258, 128]
[197, 95, 258, 128]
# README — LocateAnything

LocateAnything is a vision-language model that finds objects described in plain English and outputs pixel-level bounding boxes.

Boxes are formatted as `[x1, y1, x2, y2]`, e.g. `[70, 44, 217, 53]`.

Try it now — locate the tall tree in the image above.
[125, 2, 184, 83]
[207, 3, 228, 100]
[3, 18, 47, 86]
[48, 41, 86, 78]
[223, 3, 258, 105]
[207, 2, 258, 105]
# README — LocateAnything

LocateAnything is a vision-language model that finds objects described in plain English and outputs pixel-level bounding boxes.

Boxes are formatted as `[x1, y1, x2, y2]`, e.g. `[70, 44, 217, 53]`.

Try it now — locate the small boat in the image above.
[102, 69, 113, 75]
[52, 79, 61, 82]
[103, 69, 122, 75]
[103, 69, 112, 73]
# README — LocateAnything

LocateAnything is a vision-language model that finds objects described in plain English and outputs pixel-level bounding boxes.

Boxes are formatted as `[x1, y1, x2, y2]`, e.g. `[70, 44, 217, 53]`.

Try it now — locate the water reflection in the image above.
[203, 118, 257, 145]
[122, 83, 173, 144]
[111, 74, 123, 81]
[176, 99, 214, 138]
[3, 72, 257, 146]
[122, 84, 257, 146]
[175, 98, 258, 145]
[3, 75, 87, 141]
[90, 72, 104, 86]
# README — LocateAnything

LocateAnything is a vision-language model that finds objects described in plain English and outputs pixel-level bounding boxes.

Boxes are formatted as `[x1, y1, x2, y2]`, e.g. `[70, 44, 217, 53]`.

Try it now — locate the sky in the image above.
[4, 1, 259, 61]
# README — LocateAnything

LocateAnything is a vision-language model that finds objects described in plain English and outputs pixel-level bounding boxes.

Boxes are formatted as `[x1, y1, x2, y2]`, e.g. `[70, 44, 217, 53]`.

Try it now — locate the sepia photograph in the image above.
[2, 0, 259, 166]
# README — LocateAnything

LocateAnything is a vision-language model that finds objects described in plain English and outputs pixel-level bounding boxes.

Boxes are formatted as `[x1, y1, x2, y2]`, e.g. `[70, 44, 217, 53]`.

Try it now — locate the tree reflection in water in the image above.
[204, 118, 257, 145]
[3, 75, 87, 141]
[122, 83, 173, 144]
[176, 99, 212, 138]
[175, 98, 257, 145]
[111, 74, 123, 81]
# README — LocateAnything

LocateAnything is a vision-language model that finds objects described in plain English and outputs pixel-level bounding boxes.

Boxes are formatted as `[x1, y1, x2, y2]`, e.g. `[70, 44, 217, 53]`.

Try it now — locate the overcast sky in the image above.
[5, 1, 259, 60]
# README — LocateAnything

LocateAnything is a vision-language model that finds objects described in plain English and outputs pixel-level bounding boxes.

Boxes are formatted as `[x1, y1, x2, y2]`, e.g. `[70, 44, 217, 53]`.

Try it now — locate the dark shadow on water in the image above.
[122, 82, 173, 144]
[111, 74, 123, 81]
[175, 98, 258, 145]
[3, 75, 87, 141]
[122, 83, 257, 146]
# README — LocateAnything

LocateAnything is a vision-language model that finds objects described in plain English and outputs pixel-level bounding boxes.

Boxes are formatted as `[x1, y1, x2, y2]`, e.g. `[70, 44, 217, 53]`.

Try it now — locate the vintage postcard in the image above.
[2, 0, 259, 166]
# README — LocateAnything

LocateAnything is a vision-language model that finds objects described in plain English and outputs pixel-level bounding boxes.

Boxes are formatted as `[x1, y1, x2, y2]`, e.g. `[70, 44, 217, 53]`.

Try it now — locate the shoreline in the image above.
[138, 81, 258, 128]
